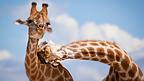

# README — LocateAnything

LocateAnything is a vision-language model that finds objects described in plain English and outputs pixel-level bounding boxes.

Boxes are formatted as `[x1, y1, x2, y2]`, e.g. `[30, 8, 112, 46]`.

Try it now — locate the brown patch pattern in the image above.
[100, 59, 109, 64]
[113, 63, 121, 71]
[119, 72, 126, 77]
[113, 42, 120, 49]
[37, 71, 42, 80]
[123, 49, 128, 54]
[91, 58, 99, 61]
[115, 49, 122, 62]
[82, 58, 90, 60]
[25, 55, 30, 66]
[97, 48, 105, 57]
[79, 43, 87, 46]
[26, 43, 30, 54]
[107, 49, 115, 61]
[52, 69, 60, 78]
[111, 76, 116, 81]
[134, 77, 140, 81]
[128, 69, 135, 78]
[30, 53, 34, 59]
[106, 41, 113, 45]
[87, 47, 95, 57]
[116, 71, 120, 81]
[25, 63, 30, 75]
[31, 45, 36, 52]
[69, 40, 112, 45]
[138, 67, 143, 77]
[74, 53, 82, 59]
[55, 75, 64, 81]
[31, 70, 38, 81]
[105, 76, 109, 81]
[70, 45, 78, 48]
[31, 66, 37, 73]
[45, 66, 51, 78]
[128, 63, 137, 78]
[64, 70, 70, 78]
[67, 48, 77, 52]
[110, 46, 114, 48]
[39, 75, 45, 81]
[81, 48, 89, 57]
[109, 67, 113, 75]
[121, 55, 130, 71]
[89, 42, 99, 46]
[40, 65, 45, 72]
[68, 78, 74, 81]
[31, 61, 36, 69]
[99, 42, 107, 46]
[58, 65, 63, 73]
[31, 57, 36, 63]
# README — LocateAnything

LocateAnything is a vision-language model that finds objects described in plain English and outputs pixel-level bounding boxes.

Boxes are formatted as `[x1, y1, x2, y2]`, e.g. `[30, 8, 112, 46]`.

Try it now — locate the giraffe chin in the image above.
[42, 57, 60, 66]
[29, 33, 43, 39]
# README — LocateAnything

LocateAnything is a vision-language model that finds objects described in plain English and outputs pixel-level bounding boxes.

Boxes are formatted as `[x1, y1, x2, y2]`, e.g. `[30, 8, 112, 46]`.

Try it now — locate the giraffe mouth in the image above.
[37, 51, 61, 66]
[36, 27, 46, 35]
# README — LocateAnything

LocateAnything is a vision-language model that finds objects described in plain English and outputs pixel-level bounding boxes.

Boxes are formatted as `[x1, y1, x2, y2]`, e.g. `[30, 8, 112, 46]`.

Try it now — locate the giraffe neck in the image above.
[25, 37, 74, 81]
[62, 40, 144, 81]
[25, 37, 39, 80]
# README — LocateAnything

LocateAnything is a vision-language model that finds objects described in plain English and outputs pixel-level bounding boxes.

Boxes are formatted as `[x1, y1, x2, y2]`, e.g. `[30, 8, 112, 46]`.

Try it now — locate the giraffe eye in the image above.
[27, 20, 33, 24]
[46, 22, 50, 26]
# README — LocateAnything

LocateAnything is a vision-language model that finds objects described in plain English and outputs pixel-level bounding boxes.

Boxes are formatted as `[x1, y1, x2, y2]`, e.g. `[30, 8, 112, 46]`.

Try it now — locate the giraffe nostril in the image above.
[39, 24, 44, 28]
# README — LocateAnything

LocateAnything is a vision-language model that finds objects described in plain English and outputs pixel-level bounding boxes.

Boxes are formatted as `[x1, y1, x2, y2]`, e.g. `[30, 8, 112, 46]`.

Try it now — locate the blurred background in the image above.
[0, 0, 144, 81]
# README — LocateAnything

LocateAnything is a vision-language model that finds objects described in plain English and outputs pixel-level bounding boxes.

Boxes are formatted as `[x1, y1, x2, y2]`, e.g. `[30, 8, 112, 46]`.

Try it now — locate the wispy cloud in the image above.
[45, 12, 144, 60]
[76, 65, 104, 81]
[0, 59, 28, 81]
[80, 22, 144, 60]
[0, 50, 12, 61]
[10, 0, 144, 81]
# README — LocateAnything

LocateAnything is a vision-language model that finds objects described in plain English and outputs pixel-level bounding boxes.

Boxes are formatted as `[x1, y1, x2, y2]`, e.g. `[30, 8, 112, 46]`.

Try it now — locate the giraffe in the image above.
[38, 40, 144, 81]
[14, 2, 73, 81]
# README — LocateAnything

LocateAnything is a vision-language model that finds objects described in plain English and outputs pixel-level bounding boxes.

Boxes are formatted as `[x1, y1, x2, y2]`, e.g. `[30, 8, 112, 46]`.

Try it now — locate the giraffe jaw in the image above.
[37, 40, 74, 65]
[38, 40, 65, 61]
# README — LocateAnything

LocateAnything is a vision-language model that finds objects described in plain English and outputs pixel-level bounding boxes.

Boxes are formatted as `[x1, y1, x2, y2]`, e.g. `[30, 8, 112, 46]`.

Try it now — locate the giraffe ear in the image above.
[46, 26, 53, 34]
[14, 19, 27, 25]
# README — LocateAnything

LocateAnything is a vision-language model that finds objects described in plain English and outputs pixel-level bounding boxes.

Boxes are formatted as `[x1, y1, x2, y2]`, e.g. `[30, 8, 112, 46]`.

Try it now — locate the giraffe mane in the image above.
[69, 39, 116, 45]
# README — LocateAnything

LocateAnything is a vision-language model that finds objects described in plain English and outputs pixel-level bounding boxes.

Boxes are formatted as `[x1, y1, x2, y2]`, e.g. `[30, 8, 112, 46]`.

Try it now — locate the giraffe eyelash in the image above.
[46, 22, 50, 26]
[27, 20, 33, 24]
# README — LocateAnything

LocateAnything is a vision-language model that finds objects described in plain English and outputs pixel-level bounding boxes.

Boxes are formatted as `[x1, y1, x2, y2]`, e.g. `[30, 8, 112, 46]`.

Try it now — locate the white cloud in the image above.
[79, 22, 144, 60]
[42, 13, 144, 60]
[80, 22, 105, 40]
[9, 0, 144, 81]
[76, 66, 104, 81]
[100, 24, 144, 53]
[0, 50, 12, 61]
[10, 0, 144, 60]
[0, 59, 28, 81]
[50, 14, 79, 42]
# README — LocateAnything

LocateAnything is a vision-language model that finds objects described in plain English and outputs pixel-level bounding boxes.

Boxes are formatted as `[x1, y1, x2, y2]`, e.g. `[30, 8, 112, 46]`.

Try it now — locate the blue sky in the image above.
[0, 0, 144, 81]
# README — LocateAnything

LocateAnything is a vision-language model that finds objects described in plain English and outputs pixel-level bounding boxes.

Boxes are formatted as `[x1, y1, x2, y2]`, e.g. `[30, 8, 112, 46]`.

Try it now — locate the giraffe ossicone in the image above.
[39, 40, 144, 81]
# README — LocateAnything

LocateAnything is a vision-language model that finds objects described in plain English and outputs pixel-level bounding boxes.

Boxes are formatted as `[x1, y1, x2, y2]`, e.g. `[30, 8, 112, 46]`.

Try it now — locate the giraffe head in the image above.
[14, 2, 52, 39]
[37, 40, 71, 65]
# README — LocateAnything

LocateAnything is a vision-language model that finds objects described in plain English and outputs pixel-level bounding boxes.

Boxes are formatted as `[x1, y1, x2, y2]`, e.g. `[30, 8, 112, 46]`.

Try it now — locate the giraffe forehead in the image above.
[29, 12, 49, 22]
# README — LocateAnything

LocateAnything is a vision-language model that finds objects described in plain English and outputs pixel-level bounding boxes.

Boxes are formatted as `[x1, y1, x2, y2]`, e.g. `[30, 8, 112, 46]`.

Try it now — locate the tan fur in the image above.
[39, 39, 144, 80]
[14, 2, 73, 81]
[61, 40, 144, 81]
[44, 46, 53, 57]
